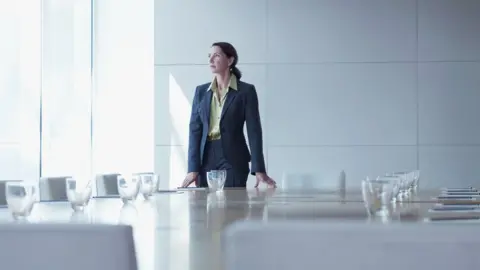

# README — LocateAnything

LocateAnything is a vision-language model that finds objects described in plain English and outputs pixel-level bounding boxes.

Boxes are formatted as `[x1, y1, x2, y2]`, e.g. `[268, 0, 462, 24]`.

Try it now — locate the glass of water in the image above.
[65, 177, 92, 211]
[5, 181, 36, 220]
[361, 178, 378, 217]
[117, 174, 141, 203]
[206, 170, 227, 191]
[137, 173, 159, 199]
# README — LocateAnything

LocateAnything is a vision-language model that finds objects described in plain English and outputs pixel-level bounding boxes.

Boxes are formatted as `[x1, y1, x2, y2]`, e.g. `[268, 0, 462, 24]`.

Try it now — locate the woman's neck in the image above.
[215, 70, 231, 89]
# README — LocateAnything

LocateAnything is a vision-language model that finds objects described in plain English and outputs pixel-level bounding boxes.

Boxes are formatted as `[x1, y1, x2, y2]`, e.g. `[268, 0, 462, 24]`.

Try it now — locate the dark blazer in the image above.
[187, 80, 266, 175]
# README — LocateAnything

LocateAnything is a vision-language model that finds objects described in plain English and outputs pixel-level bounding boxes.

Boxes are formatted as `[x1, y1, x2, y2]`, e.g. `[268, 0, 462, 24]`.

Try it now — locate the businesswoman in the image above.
[181, 42, 276, 188]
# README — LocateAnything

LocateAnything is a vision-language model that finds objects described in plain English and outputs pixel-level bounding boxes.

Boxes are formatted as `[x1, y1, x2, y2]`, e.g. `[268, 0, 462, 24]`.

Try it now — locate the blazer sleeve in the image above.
[187, 86, 203, 172]
[245, 85, 266, 174]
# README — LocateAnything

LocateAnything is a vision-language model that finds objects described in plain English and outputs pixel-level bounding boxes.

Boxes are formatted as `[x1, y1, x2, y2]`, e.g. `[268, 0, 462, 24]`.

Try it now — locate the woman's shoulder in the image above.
[237, 80, 255, 90]
[194, 80, 256, 93]
[192, 82, 212, 97]
[195, 82, 211, 91]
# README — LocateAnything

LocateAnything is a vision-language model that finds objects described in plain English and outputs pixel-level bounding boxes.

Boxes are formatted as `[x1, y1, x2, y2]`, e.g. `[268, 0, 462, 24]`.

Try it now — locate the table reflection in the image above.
[188, 189, 271, 270]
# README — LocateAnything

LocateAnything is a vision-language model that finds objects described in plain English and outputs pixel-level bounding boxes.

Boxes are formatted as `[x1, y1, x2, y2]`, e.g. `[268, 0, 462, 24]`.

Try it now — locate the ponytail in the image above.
[231, 66, 242, 80]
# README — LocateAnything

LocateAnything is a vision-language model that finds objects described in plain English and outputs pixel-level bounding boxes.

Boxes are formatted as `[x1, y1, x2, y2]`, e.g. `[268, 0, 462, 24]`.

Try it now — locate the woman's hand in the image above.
[254, 173, 276, 188]
[181, 172, 199, 187]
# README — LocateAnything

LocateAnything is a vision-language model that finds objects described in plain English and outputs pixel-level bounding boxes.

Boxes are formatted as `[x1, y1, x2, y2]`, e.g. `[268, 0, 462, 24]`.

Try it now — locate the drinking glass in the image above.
[65, 177, 92, 211]
[361, 177, 396, 218]
[206, 170, 227, 191]
[377, 179, 396, 217]
[117, 174, 140, 203]
[387, 172, 408, 201]
[137, 173, 159, 199]
[379, 175, 401, 203]
[361, 179, 374, 216]
[411, 170, 420, 194]
[5, 181, 36, 220]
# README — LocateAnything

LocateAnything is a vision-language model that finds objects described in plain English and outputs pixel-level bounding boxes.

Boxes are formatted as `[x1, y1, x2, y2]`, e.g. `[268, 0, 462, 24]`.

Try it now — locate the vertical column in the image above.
[0, 1, 41, 181]
[17, 0, 42, 181]
[92, 0, 154, 175]
[41, 0, 92, 180]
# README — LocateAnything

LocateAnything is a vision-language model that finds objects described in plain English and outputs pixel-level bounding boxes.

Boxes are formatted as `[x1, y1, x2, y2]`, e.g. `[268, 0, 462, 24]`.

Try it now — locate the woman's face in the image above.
[209, 46, 232, 74]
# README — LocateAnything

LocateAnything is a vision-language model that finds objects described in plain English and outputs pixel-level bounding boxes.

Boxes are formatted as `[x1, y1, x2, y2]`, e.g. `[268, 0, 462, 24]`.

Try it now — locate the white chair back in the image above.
[39, 176, 69, 201]
[224, 220, 480, 270]
[0, 223, 137, 270]
[0, 180, 22, 206]
[95, 173, 121, 197]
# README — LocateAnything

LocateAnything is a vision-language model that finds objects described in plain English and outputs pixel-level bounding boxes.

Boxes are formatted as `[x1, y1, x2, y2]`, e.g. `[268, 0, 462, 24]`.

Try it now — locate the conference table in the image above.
[0, 188, 453, 270]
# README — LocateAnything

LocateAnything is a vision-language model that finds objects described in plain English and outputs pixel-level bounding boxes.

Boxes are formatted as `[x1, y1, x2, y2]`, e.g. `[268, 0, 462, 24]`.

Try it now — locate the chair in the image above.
[0, 223, 137, 270]
[224, 220, 480, 270]
[95, 173, 121, 197]
[39, 177, 69, 201]
[0, 180, 22, 206]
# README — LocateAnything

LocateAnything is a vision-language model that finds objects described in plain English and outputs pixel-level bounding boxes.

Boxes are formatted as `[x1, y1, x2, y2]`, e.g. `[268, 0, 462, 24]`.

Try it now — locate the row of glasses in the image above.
[386, 170, 420, 201]
[117, 172, 159, 204]
[4, 172, 160, 220]
[361, 170, 421, 219]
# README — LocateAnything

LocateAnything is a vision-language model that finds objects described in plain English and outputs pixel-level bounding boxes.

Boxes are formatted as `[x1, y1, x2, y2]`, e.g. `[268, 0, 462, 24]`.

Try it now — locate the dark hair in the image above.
[211, 42, 242, 79]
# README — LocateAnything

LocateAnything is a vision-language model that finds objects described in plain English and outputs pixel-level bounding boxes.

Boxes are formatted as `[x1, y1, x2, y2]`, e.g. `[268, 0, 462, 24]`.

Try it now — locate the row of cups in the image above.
[5, 173, 159, 220]
[361, 170, 420, 217]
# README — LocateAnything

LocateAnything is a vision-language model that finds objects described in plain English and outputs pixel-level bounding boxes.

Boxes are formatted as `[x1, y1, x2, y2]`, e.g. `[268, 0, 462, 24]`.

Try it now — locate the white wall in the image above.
[154, 0, 480, 189]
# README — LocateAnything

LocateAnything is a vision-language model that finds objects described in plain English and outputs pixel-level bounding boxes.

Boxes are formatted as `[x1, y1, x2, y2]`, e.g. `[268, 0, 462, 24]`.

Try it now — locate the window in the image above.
[0, 1, 41, 181]
[92, 0, 154, 175]
[40, 0, 93, 179]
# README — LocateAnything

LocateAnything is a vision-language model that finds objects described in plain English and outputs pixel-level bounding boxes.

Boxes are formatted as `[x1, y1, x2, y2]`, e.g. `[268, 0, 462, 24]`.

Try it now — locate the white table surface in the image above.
[0, 189, 447, 270]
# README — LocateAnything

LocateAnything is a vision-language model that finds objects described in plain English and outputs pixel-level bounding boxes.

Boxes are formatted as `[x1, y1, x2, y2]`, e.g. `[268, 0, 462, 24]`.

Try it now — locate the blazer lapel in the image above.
[203, 90, 213, 129]
[221, 89, 237, 120]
